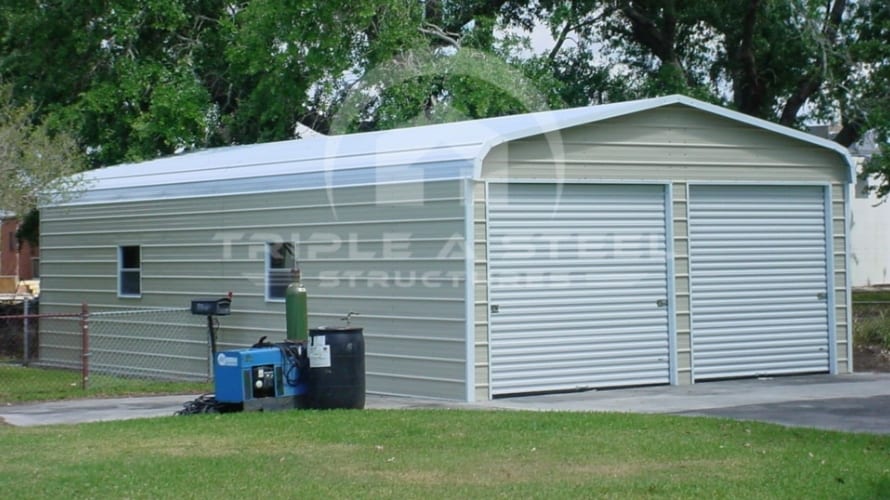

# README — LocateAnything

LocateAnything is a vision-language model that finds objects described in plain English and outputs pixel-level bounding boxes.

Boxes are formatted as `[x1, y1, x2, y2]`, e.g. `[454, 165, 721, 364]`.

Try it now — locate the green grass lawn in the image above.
[1, 303, 889, 498]
[852, 290, 890, 303]
[0, 410, 888, 498]
[853, 291, 890, 350]
[0, 364, 210, 404]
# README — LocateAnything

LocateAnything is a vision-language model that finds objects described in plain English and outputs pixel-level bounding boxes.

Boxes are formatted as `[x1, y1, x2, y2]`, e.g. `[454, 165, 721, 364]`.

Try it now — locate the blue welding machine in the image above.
[214, 343, 308, 409]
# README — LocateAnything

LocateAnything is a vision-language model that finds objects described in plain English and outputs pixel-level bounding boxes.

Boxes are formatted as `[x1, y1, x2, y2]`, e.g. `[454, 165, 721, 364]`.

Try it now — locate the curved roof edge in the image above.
[59, 94, 855, 207]
[474, 94, 857, 183]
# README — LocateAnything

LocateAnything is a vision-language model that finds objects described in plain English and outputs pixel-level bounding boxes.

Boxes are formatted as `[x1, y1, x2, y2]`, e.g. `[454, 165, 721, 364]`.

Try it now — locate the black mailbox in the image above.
[191, 298, 231, 316]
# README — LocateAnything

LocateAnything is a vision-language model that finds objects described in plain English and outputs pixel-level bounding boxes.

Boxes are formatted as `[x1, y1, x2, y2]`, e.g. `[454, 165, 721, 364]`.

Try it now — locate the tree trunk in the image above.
[778, 0, 847, 126]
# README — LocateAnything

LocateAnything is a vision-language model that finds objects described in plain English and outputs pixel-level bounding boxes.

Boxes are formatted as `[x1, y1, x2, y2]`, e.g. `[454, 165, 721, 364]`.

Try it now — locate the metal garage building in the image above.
[39, 94, 854, 401]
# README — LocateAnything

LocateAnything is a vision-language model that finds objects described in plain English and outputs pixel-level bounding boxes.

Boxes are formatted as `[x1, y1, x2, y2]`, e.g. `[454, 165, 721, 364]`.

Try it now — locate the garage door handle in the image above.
[656, 299, 668, 308]
[816, 292, 827, 300]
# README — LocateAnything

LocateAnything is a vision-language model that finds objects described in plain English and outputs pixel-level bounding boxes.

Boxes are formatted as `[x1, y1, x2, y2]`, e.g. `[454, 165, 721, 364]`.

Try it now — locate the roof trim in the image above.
[58, 94, 855, 207]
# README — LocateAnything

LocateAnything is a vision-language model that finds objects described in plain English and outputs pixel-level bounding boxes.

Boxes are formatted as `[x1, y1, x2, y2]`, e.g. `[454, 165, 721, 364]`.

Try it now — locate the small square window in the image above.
[118, 245, 141, 297]
[266, 242, 294, 301]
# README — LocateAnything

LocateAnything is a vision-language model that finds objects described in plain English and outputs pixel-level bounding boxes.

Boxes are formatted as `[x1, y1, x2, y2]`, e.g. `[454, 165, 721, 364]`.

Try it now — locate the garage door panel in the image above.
[693, 361, 826, 379]
[694, 296, 828, 306]
[693, 250, 828, 260]
[498, 322, 669, 336]
[496, 361, 669, 381]
[495, 361, 670, 380]
[694, 339, 829, 352]
[490, 261, 667, 273]
[494, 368, 670, 394]
[694, 278, 826, 288]
[496, 340, 670, 355]
[692, 241, 827, 250]
[495, 291, 667, 304]
[695, 303, 828, 315]
[493, 305, 666, 317]
[694, 290, 823, 301]
[692, 321, 827, 335]
[690, 185, 830, 380]
[695, 352, 828, 365]
[488, 183, 671, 395]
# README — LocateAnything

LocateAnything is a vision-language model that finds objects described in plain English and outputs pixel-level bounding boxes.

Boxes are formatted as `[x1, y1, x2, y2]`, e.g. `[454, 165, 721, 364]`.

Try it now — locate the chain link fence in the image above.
[0, 300, 40, 365]
[85, 307, 212, 388]
[5, 296, 881, 403]
[1, 304, 213, 403]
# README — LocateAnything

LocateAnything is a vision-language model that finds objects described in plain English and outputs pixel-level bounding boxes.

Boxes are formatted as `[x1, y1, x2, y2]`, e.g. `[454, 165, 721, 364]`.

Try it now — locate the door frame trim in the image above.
[686, 182, 836, 380]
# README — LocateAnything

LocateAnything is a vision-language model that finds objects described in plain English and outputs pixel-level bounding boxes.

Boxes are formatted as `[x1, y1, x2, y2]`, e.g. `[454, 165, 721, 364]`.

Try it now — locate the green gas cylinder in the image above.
[285, 268, 309, 341]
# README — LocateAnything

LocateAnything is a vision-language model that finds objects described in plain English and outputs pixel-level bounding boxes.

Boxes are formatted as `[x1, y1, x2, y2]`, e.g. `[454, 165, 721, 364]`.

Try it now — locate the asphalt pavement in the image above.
[2, 373, 889, 434]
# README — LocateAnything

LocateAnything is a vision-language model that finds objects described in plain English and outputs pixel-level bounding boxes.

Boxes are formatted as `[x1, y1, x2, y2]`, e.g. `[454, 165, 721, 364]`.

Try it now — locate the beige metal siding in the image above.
[478, 105, 852, 388]
[672, 183, 693, 382]
[482, 105, 847, 183]
[473, 181, 490, 400]
[834, 183, 851, 372]
[40, 180, 469, 400]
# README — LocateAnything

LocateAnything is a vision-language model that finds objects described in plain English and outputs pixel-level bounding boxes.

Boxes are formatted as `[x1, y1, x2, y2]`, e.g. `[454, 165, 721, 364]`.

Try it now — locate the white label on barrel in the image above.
[309, 336, 331, 368]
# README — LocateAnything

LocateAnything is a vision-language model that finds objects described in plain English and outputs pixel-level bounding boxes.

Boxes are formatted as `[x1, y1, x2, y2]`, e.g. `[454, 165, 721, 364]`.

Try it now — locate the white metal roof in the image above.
[67, 94, 855, 205]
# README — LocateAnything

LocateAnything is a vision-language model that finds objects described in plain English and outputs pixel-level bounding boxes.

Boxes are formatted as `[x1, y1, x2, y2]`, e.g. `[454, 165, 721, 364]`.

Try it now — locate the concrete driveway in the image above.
[2, 373, 889, 434]
[484, 373, 890, 434]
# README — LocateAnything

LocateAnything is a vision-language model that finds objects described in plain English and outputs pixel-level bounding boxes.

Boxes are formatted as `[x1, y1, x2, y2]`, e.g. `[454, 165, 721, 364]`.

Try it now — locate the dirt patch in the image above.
[854, 345, 890, 373]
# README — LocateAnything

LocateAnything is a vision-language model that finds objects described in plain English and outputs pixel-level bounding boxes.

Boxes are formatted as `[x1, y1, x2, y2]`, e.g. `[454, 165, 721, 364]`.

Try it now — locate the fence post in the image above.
[81, 302, 90, 390]
[23, 298, 30, 367]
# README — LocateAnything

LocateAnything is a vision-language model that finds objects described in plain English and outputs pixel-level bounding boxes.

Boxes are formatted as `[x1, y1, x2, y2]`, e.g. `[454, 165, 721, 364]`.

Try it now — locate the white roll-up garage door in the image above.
[487, 183, 671, 396]
[689, 185, 831, 380]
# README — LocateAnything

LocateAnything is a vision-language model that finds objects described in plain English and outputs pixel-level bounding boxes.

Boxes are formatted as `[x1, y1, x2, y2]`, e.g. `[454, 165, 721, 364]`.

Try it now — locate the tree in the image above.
[2, 0, 887, 195]
[0, 1, 443, 165]
[327, 1, 563, 133]
[0, 0, 227, 166]
[0, 1, 555, 156]
[216, 0, 424, 141]
[502, 0, 889, 192]
[847, 0, 890, 196]
[0, 85, 87, 218]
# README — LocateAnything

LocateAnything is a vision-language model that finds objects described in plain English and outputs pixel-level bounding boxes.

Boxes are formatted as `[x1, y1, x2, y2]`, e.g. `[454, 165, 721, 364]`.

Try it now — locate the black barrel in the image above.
[307, 326, 365, 409]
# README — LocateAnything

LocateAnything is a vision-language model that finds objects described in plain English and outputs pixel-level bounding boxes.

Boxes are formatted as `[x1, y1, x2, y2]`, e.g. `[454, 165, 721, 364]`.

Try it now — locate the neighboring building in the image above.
[38, 95, 855, 401]
[846, 131, 889, 287]
[0, 214, 38, 281]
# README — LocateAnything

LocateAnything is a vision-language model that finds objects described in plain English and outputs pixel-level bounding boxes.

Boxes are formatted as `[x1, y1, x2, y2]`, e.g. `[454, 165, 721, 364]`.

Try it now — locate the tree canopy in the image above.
[1, 0, 887, 193]
[0, 84, 86, 218]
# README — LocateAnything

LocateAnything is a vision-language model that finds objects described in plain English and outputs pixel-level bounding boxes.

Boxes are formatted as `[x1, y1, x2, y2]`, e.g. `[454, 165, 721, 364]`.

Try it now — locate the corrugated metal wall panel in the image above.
[487, 183, 670, 395]
[482, 107, 847, 184]
[689, 185, 830, 379]
[39, 180, 470, 400]
[476, 107, 851, 387]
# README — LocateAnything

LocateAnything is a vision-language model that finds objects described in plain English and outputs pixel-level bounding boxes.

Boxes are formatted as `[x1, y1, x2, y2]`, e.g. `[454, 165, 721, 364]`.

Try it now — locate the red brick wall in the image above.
[0, 218, 38, 280]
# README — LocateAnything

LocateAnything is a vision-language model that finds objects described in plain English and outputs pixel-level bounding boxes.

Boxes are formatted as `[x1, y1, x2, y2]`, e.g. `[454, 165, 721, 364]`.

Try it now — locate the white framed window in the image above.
[118, 245, 141, 298]
[266, 242, 294, 301]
